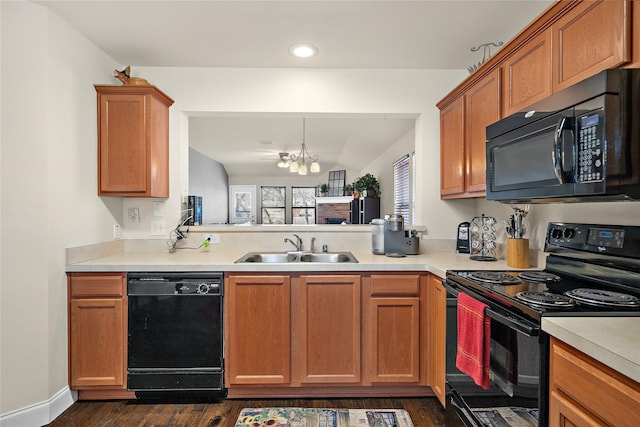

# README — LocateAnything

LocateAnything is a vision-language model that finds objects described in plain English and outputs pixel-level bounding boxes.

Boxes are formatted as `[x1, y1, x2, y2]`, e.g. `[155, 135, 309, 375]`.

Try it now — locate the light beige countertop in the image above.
[542, 316, 640, 383]
[66, 247, 523, 278]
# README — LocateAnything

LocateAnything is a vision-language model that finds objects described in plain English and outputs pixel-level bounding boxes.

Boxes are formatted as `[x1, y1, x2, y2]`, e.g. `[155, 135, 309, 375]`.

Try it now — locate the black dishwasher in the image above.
[127, 272, 225, 399]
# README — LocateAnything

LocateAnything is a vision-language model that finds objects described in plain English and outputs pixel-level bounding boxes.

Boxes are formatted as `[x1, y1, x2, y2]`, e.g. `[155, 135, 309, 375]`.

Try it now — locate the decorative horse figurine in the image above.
[114, 66, 149, 86]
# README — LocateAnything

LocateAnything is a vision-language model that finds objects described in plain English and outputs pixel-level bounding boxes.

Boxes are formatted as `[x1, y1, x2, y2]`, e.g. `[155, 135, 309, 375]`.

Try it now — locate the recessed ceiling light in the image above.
[289, 43, 318, 58]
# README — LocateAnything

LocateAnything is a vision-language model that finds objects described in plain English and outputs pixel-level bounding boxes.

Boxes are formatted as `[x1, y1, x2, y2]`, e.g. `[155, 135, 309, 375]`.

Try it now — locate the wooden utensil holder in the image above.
[507, 238, 529, 268]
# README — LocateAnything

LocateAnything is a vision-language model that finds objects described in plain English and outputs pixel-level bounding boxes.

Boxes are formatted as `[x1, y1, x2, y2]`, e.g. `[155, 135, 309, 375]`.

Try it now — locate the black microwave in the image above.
[485, 68, 640, 203]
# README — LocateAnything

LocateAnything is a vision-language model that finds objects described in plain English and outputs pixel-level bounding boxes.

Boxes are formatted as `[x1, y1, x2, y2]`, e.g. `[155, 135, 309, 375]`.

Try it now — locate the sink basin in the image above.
[235, 251, 358, 263]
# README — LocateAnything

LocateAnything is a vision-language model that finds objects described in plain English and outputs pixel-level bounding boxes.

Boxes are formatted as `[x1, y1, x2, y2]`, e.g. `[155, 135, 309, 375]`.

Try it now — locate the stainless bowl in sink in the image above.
[300, 253, 356, 263]
[235, 251, 358, 263]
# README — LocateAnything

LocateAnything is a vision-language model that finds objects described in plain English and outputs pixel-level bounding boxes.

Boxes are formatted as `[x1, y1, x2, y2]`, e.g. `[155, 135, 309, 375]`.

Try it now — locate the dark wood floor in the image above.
[46, 397, 464, 427]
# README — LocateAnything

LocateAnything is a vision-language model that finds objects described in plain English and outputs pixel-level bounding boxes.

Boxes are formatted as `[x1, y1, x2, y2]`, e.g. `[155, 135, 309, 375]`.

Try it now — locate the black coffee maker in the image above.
[456, 222, 470, 254]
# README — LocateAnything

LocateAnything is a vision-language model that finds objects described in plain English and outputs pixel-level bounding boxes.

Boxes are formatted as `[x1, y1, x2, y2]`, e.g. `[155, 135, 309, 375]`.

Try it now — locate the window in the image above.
[328, 170, 346, 196]
[261, 186, 285, 224]
[291, 187, 316, 224]
[393, 153, 415, 225]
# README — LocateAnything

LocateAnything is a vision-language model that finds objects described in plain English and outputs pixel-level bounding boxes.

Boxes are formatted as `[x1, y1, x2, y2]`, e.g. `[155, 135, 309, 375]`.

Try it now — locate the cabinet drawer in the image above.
[550, 338, 640, 426]
[69, 273, 126, 298]
[370, 274, 420, 296]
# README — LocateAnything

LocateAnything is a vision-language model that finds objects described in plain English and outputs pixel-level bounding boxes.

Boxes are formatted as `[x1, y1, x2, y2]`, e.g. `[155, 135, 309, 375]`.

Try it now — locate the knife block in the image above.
[507, 238, 529, 268]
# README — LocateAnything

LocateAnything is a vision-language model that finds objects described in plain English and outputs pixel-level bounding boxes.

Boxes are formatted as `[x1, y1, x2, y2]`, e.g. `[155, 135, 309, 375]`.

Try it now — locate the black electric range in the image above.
[447, 222, 640, 323]
[444, 222, 640, 427]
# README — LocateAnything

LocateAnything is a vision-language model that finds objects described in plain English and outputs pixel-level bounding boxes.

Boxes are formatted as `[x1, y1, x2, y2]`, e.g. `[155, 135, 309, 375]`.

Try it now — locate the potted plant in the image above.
[353, 173, 380, 197]
[319, 183, 329, 197]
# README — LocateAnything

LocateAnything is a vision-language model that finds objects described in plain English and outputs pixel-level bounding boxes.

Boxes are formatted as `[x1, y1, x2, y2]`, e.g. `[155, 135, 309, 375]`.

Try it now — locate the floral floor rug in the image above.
[235, 407, 414, 427]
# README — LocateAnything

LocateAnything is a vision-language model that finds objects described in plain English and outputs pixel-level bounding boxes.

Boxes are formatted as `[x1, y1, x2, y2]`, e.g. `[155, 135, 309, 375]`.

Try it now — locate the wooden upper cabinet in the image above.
[552, 0, 630, 92]
[292, 275, 361, 384]
[95, 85, 174, 197]
[225, 275, 291, 385]
[627, 0, 640, 68]
[502, 29, 551, 116]
[464, 68, 500, 195]
[440, 68, 499, 199]
[440, 97, 465, 198]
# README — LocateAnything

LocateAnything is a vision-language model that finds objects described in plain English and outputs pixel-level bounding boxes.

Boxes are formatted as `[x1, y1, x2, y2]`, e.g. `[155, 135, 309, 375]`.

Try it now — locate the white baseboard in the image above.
[0, 386, 77, 427]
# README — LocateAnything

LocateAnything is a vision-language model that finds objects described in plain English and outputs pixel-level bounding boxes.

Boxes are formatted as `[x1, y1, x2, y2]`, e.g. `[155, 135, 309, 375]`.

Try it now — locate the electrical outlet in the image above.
[128, 207, 140, 223]
[204, 233, 220, 244]
[150, 221, 167, 236]
[113, 224, 121, 240]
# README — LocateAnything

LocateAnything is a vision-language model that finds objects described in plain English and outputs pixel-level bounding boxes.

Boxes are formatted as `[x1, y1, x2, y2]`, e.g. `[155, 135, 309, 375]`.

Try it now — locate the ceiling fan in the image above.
[276, 152, 290, 168]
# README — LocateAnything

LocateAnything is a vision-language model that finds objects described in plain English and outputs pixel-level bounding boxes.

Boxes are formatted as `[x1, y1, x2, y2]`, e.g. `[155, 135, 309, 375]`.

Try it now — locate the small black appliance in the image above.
[456, 222, 470, 253]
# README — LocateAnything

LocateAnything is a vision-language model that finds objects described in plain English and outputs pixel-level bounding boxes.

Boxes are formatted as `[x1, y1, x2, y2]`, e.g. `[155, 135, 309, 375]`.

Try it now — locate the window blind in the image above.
[393, 154, 411, 224]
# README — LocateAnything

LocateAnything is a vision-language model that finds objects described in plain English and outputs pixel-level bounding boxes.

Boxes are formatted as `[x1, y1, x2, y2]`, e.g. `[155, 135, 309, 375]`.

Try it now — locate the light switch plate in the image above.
[150, 221, 166, 235]
[153, 202, 164, 217]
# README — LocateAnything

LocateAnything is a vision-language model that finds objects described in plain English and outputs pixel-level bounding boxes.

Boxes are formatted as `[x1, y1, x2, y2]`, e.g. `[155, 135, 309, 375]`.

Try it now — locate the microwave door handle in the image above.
[553, 117, 569, 183]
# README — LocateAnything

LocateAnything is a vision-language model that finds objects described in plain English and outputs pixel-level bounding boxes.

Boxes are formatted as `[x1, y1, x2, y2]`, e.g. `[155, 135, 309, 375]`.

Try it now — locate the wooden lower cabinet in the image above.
[225, 275, 291, 385]
[292, 275, 361, 384]
[426, 274, 446, 407]
[549, 337, 640, 427]
[364, 274, 423, 384]
[225, 272, 438, 398]
[68, 272, 134, 399]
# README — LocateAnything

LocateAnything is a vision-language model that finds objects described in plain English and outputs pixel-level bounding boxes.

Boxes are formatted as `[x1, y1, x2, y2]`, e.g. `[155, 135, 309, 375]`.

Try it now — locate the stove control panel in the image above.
[546, 222, 640, 258]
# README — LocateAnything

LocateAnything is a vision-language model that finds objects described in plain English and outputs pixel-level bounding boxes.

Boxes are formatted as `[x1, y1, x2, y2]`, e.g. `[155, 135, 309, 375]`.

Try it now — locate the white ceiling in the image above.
[37, 0, 553, 176]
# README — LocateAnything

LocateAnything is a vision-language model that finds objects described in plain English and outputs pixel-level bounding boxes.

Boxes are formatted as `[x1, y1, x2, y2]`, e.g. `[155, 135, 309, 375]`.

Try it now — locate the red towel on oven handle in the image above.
[456, 292, 491, 390]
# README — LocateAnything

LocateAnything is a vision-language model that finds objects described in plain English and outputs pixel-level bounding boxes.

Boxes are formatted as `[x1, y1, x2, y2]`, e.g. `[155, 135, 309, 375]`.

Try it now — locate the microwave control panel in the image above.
[576, 112, 604, 183]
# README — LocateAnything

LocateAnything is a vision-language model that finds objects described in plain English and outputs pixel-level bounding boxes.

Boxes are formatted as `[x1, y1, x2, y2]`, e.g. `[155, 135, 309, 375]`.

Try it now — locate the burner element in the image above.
[518, 271, 562, 282]
[564, 288, 640, 308]
[515, 292, 574, 308]
[469, 271, 522, 285]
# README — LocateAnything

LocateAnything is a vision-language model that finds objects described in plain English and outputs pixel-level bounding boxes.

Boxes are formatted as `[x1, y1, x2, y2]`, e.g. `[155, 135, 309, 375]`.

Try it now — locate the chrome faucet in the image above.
[311, 237, 316, 253]
[284, 234, 303, 251]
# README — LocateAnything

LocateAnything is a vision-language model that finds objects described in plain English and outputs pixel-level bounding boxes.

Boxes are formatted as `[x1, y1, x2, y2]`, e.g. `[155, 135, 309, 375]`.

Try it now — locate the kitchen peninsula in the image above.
[65, 225, 638, 417]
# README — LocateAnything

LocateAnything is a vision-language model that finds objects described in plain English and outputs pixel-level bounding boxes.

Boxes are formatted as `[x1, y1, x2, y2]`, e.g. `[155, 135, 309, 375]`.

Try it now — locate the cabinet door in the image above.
[369, 297, 420, 383]
[96, 85, 172, 197]
[502, 30, 551, 117]
[68, 273, 127, 389]
[98, 93, 148, 195]
[427, 274, 446, 407]
[293, 275, 361, 384]
[440, 97, 465, 198]
[552, 0, 630, 92]
[549, 390, 603, 427]
[69, 299, 126, 388]
[464, 69, 500, 195]
[226, 275, 291, 385]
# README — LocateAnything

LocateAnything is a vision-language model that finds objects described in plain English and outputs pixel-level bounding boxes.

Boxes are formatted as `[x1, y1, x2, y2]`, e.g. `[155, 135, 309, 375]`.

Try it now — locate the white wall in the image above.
[1, 0, 120, 418]
[360, 127, 415, 220]
[477, 200, 640, 254]
[189, 148, 229, 225]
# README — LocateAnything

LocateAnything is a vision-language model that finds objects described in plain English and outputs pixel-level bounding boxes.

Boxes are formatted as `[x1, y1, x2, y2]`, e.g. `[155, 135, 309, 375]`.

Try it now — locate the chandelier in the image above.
[276, 118, 320, 175]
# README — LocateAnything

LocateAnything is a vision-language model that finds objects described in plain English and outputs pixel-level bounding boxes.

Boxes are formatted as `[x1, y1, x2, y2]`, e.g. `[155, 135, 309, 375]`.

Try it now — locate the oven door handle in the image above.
[444, 279, 539, 337]
[485, 308, 538, 337]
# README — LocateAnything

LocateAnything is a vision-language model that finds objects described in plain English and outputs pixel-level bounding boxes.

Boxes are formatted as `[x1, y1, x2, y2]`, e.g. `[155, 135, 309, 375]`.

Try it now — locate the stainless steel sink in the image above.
[235, 251, 358, 263]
